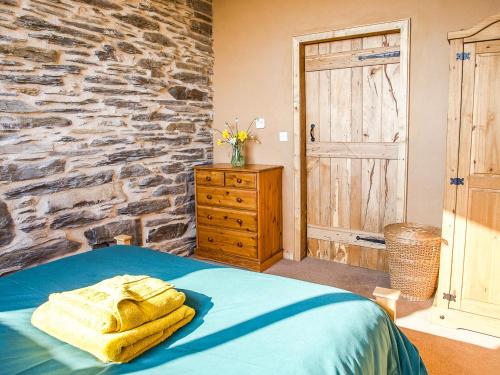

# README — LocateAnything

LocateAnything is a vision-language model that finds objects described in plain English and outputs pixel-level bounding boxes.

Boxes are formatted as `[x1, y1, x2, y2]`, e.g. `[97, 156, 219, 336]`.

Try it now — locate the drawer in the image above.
[197, 206, 257, 232]
[225, 172, 256, 189]
[196, 170, 224, 187]
[198, 226, 257, 258]
[197, 186, 257, 211]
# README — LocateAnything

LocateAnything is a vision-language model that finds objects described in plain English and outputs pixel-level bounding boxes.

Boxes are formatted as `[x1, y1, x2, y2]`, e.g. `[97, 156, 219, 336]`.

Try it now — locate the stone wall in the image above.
[0, 0, 213, 275]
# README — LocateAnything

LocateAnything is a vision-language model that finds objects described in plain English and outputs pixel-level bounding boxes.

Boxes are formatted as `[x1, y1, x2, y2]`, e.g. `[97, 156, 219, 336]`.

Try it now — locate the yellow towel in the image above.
[32, 300, 195, 363]
[48, 275, 186, 333]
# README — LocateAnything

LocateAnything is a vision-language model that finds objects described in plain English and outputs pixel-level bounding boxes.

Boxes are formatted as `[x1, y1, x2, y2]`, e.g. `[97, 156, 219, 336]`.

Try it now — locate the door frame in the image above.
[291, 19, 411, 261]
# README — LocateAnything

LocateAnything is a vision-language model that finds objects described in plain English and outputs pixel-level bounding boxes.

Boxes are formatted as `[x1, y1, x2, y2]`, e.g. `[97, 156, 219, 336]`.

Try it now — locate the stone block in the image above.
[50, 210, 106, 229]
[119, 164, 152, 179]
[117, 199, 170, 216]
[38, 183, 122, 214]
[5, 171, 114, 199]
[152, 184, 186, 197]
[0, 200, 14, 246]
[0, 238, 81, 275]
[0, 159, 65, 182]
[84, 219, 141, 246]
[112, 13, 159, 30]
[0, 44, 58, 63]
[147, 222, 188, 243]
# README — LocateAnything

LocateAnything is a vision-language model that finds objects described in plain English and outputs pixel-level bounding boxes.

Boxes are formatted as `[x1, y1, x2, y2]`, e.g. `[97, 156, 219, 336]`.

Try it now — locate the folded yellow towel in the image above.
[48, 275, 186, 333]
[32, 300, 195, 363]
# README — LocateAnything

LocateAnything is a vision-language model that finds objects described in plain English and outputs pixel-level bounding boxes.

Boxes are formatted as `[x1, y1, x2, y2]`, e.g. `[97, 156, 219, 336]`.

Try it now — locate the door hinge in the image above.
[449, 177, 464, 185]
[358, 50, 400, 61]
[456, 52, 470, 61]
[443, 292, 456, 302]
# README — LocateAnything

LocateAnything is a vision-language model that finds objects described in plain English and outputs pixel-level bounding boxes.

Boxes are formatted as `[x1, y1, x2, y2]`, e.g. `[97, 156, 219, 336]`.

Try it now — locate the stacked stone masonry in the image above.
[0, 0, 213, 275]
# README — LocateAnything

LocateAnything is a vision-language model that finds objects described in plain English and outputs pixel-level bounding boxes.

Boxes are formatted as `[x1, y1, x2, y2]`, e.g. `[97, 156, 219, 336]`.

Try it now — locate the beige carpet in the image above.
[266, 257, 500, 375]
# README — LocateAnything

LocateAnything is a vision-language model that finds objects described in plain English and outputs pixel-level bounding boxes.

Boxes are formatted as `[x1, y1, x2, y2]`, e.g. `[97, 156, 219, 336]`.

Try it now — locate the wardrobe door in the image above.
[450, 40, 500, 319]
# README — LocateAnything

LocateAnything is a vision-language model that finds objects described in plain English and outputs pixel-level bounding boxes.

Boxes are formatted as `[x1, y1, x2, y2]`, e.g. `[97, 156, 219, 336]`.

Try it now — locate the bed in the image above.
[0, 245, 426, 374]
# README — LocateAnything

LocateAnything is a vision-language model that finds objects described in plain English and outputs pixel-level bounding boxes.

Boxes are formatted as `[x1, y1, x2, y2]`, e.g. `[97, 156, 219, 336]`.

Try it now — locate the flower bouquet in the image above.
[215, 117, 259, 167]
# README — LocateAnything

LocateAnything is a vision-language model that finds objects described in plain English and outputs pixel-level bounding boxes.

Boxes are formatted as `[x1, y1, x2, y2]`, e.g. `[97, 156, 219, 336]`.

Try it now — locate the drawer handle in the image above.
[236, 197, 243, 203]
[205, 176, 212, 181]
[208, 237, 214, 243]
[237, 241, 243, 248]
[206, 194, 212, 200]
[236, 178, 242, 183]
[207, 215, 213, 220]
[236, 219, 243, 225]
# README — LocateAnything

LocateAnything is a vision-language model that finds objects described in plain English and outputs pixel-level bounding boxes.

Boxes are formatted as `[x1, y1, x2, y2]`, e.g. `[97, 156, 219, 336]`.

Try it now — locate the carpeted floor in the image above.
[266, 257, 500, 375]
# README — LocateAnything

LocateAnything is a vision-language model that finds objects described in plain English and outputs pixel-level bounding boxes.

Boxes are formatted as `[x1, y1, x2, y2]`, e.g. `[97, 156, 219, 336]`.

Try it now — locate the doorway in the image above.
[292, 20, 410, 271]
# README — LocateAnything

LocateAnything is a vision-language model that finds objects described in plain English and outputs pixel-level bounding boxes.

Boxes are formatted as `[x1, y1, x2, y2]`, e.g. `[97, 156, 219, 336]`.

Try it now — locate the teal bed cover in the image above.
[0, 246, 426, 375]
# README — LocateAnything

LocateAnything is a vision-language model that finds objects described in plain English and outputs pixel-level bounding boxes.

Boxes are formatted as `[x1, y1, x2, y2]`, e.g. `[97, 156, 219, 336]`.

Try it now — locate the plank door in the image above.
[448, 40, 500, 318]
[304, 33, 407, 271]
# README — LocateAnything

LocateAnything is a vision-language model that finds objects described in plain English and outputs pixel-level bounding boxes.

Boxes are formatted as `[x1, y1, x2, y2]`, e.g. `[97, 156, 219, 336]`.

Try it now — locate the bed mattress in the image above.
[0, 245, 426, 374]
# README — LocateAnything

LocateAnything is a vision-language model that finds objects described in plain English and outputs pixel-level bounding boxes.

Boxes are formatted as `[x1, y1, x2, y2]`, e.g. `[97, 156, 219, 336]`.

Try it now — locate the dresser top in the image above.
[194, 163, 283, 172]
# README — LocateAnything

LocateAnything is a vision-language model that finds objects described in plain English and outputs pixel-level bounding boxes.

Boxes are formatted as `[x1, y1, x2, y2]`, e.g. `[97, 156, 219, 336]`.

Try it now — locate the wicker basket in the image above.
[384, 223, 442, 301]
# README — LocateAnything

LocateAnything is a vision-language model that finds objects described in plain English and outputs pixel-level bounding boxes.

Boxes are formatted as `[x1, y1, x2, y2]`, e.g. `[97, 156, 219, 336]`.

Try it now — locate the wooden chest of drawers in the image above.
[194, 164, 283, 272]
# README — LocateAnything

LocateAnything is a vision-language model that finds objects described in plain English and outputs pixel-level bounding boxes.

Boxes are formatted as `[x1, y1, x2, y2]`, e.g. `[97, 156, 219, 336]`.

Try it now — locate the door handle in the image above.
[310, 124, 315, 142]
[355, 235, 385, 245]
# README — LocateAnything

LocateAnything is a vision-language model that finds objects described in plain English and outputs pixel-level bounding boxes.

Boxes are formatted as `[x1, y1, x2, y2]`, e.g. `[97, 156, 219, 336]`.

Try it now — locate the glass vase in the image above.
[230, 143, 245, 167]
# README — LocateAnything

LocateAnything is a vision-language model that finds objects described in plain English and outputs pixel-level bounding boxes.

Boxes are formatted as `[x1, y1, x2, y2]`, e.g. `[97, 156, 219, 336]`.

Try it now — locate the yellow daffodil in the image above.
[222, 129, 230, 139]
[237, 130, 248, 142]
[216, 139, 223, 146]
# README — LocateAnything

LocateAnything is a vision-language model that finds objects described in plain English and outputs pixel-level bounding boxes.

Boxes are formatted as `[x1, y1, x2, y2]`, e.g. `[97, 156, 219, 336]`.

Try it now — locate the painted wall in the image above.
[212, 0, 500, 258]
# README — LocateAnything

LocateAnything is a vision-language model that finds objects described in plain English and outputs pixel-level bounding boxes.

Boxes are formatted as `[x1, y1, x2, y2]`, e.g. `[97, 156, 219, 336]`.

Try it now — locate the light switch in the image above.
[279, 132, 288, 142]
[255, 117, 265, 129]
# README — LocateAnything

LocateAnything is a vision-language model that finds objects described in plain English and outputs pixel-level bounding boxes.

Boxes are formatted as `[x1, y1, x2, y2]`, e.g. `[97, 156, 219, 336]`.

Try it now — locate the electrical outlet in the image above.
[279, 132, 288, 142]
[255, 117, 265, 129]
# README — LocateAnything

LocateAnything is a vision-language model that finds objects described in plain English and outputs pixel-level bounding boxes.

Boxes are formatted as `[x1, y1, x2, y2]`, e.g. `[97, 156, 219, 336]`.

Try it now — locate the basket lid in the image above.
[384, 222, 441, 241]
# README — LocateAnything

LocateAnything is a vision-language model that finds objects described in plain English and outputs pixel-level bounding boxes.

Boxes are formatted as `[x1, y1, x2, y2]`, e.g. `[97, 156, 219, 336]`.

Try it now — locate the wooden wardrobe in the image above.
[434, 13, 500, 337]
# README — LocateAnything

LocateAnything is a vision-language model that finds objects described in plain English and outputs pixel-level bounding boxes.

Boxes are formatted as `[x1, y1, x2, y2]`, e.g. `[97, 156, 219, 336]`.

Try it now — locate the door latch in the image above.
[442, 292, 456, 302]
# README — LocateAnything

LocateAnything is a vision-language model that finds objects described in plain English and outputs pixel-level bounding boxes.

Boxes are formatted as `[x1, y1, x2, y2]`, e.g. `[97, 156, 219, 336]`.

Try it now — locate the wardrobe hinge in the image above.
[456, 52, 470, 61]
[449, 177, 464, 185]
[443, 292, 456, 302]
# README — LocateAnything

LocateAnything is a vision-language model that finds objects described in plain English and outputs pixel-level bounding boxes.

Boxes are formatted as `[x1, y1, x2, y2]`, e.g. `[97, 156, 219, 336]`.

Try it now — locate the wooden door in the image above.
[449, 39, 500, 318]
[304, 32, 408, 271]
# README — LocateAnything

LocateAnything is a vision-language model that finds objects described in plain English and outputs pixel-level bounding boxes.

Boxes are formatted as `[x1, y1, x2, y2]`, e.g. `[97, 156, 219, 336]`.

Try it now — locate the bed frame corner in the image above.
[373, 287, 401, 322]
[114, 234, 133, 245]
